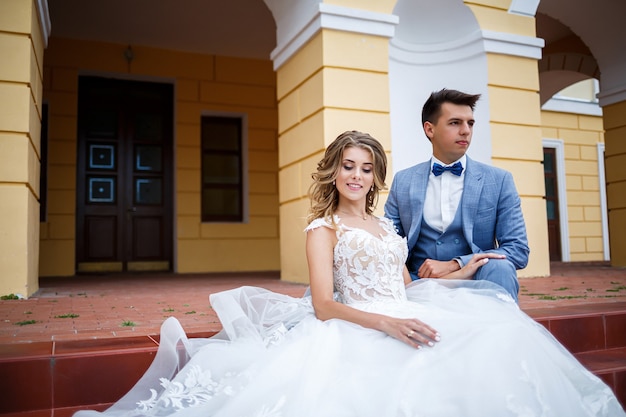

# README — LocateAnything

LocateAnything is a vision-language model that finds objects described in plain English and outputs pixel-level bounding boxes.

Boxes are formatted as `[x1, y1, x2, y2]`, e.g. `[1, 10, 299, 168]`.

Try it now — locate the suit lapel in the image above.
[461, 157, 482, 252]
[407, 162, 430, 249]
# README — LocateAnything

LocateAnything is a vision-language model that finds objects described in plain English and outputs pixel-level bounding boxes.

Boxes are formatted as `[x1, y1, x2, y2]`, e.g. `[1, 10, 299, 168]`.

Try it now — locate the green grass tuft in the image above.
[537, 295, 557, 300]
[1, 294, 19, 300]
[55, 313, 80, 319]
[15, 320, 37, 326]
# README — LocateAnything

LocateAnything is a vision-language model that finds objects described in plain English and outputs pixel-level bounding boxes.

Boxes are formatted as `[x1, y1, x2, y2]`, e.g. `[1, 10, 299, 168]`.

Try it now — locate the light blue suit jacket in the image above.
[384, 156, 530, 275]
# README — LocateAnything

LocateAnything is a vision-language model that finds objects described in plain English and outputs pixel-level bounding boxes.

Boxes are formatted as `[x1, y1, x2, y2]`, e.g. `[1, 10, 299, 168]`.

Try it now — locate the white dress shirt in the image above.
[423, 155, 466, 232]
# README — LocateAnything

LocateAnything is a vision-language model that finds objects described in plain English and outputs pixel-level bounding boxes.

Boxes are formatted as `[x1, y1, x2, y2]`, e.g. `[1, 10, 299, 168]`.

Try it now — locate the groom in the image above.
[384, 88, 529, 301]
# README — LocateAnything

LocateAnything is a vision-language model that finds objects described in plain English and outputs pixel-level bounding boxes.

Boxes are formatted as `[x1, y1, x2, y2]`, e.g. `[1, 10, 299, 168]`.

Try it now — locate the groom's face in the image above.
[424, 102, 475, 164]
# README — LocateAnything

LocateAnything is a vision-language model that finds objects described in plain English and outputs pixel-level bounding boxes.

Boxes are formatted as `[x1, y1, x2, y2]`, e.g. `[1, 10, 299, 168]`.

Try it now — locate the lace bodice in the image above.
[306, 216, 409, 306]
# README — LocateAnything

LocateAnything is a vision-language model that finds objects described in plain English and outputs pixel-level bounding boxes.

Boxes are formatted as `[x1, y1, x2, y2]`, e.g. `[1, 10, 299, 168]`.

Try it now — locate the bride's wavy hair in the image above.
[307, 131, 387, 225]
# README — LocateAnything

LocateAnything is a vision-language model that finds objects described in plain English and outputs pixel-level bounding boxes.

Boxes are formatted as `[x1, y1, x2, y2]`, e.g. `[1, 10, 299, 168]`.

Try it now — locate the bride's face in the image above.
[336, 146, 374, 203]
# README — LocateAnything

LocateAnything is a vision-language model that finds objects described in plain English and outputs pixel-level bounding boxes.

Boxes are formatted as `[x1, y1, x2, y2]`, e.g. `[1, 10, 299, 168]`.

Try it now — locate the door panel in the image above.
[133, 216, 162, 258]
[85, 216, 117, 259]
[76, 77, 173, 272]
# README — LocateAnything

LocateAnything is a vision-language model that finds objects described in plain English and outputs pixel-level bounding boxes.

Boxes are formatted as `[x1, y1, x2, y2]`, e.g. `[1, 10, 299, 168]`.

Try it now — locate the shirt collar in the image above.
[431, 155, 467, 168]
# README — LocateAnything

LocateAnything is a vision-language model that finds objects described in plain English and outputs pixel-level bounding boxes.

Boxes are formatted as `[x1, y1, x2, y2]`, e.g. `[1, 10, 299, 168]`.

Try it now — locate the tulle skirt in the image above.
[74, 279, 625, 417]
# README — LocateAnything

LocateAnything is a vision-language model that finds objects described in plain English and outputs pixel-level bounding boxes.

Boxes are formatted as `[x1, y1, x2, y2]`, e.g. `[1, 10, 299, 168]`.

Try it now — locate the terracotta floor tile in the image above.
[0, 341, 53, 360]
[615, 371, 626, 408]
[54, 404, 111, 417]
[0, 263, 624, 344]
[576, 347, 626, 373]
[53, 352, 153, 408]
[525, 302, 626, 320]
[606, 313, 626, 349]
[548, 315, 606, 353]
[51, 332, 119, 342]
[0, 356, 52, 413]
[53, 335, 157, 356]
[0, 410, 52, 417]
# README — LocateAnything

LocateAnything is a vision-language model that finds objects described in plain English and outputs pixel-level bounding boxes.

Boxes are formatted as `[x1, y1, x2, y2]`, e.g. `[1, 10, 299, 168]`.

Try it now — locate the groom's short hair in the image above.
[422, 89, 481, 125]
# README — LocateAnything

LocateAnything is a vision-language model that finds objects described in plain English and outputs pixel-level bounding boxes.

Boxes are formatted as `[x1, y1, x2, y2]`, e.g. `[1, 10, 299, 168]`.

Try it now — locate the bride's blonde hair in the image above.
[307, 131, 387, 225]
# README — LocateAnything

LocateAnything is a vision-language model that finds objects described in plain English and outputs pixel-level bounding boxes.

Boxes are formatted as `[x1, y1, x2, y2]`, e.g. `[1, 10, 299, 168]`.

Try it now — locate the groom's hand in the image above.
[440, 253, 507, 280]
[418, 259, 460, 278]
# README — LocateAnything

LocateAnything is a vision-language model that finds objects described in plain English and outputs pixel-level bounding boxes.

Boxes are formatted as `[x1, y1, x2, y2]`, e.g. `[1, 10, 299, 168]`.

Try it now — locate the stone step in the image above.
[575, 347, 626, 406]
[525, 301, 626, 353]
[1, 305, 625, 416]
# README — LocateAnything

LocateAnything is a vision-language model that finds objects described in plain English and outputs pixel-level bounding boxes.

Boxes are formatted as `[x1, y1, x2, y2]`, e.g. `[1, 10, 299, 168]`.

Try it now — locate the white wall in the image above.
[388, 0, 491, 173]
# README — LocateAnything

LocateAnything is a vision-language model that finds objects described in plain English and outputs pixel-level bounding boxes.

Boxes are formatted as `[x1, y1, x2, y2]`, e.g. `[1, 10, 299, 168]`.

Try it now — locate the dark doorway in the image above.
[543, 147, 562, 262]
[76, 76, 173, 272]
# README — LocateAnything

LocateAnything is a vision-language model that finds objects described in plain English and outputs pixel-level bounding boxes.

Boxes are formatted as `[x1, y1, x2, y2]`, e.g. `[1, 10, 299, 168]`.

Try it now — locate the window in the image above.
[201, 116, 244, 222]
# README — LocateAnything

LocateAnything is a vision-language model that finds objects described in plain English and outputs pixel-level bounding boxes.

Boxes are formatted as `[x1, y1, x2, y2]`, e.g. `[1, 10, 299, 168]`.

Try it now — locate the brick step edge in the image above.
[575, 347, 626, 373]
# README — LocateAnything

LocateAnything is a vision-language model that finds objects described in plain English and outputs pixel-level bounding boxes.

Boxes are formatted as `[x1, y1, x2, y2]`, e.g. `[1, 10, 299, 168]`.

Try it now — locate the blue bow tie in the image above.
[432, 162, 463, 176]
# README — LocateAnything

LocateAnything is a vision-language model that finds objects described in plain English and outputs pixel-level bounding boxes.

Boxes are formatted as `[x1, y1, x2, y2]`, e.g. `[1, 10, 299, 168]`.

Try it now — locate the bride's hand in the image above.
[380, 317, 440, 349]
[443, 253, 506, 280]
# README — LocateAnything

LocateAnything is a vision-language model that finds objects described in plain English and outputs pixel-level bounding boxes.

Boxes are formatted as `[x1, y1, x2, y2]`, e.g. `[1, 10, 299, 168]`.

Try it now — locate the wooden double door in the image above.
[76, 77, 173, 272]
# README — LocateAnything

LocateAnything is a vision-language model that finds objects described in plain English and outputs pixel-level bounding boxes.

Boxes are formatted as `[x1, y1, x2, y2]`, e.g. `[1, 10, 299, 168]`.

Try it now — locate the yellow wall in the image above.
[324, 0, 396, 14]
[40, 37, 280, 276]
[475, 1, 549, 277]
[473, 0, 608, 268]
[277, 28, 393, 284]
[541, 111, 606, 261]
[466, 1, 536, 36]
[0, 0, 44, 297]
[603, 100, 626, 266]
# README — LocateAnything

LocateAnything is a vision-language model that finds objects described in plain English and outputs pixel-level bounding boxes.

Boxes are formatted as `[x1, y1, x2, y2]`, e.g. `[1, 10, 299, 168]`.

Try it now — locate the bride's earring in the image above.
[370, 185, 374, 191]
[332, 180, 336, 186]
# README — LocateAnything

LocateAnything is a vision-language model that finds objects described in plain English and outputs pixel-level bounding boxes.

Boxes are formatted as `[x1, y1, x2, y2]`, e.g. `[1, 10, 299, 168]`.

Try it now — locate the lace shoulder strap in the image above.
[379, 216, 399, 234]
[304, 216, 338, 232]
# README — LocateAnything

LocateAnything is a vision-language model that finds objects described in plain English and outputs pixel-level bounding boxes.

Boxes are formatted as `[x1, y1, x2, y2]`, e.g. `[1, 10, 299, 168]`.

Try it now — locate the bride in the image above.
[75, 131, 624, 417]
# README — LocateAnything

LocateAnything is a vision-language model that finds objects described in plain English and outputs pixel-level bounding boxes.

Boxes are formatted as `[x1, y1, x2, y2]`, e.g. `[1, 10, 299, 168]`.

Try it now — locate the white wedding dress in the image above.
[75, 216, 625, 417]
